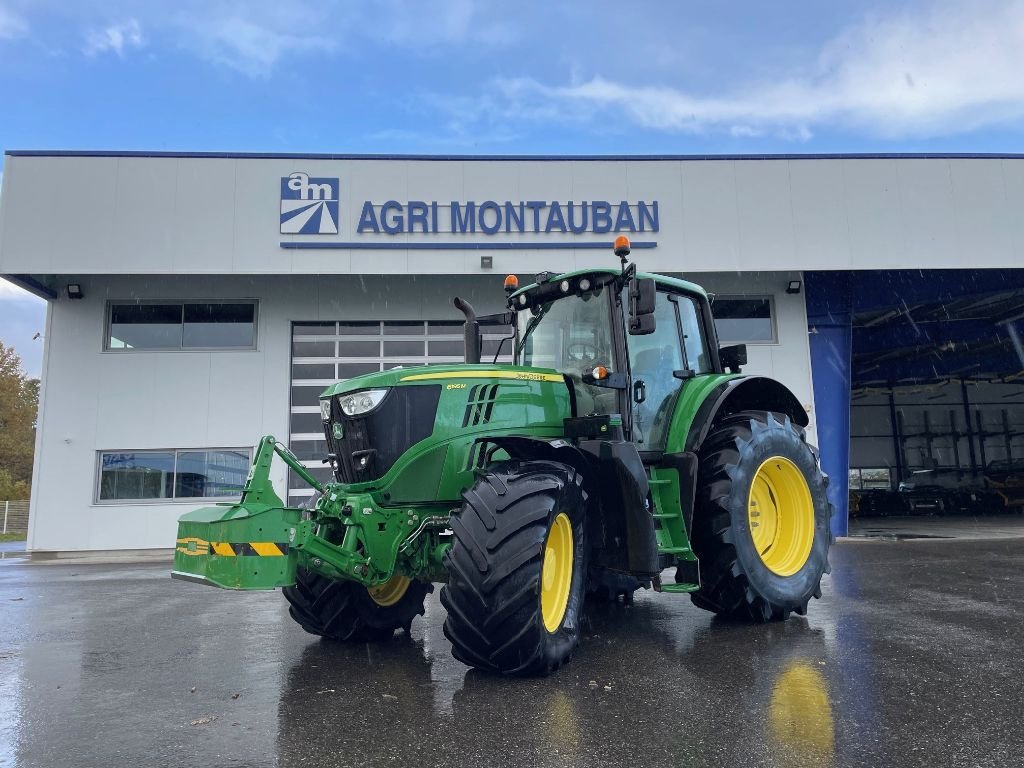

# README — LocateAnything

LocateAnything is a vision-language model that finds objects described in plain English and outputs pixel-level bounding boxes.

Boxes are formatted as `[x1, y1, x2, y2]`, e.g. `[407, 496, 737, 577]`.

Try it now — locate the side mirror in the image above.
[719, 343, 747, 373]
[628, 278, 656, 335]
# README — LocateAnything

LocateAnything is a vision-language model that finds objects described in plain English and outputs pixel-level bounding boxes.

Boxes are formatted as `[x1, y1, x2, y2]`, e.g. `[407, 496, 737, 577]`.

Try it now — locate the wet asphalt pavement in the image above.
[2, 538, 1023, 768]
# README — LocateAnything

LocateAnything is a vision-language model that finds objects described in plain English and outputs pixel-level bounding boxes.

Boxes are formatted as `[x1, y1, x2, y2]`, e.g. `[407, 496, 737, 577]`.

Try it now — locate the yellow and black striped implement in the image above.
[176, 538, 289, 557]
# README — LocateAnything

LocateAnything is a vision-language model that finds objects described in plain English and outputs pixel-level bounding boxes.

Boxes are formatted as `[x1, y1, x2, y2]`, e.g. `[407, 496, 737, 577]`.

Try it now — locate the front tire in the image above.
[283, 568, 431, 642]
[441, 460, 588, 676]
[688, 411, 832, 621]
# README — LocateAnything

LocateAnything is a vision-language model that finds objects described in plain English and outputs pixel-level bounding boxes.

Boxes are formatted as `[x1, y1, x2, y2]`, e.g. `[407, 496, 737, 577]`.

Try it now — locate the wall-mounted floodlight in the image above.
[480, 256, 493, 269]
[66, 284, 84, 300]
[786, 280, 802, 295]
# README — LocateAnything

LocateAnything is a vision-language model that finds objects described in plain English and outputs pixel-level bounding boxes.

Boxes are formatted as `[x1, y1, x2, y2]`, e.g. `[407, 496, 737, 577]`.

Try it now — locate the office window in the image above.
[107, 302, 256, 350]
[712, 296, 776, 344]
[182, 303, 257, 348]
[108, 305, 183, 349]
[97, 449, 250, 502]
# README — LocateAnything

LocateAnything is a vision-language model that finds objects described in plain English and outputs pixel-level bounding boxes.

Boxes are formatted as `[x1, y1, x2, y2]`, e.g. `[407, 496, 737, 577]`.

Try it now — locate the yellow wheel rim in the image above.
[367, 574, 411, 607]
[747, 456, 815, 576]
[541, 512, 574, 633]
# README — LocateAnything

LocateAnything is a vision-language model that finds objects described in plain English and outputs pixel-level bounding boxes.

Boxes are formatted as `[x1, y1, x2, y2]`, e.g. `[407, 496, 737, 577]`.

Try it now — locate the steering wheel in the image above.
[567, 342, 600, 362]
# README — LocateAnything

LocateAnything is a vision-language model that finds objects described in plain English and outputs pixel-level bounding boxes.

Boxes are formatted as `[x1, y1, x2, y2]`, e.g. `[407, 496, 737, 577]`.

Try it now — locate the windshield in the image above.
[516, 287, 619, 415]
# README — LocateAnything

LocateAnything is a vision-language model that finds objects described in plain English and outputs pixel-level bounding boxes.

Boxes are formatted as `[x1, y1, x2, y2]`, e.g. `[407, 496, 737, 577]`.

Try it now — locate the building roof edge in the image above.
[6, 150, 1024, 162]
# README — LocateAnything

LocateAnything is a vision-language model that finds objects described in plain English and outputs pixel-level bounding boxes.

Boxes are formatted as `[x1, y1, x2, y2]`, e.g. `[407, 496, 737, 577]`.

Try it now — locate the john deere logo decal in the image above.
[280, 172, 339, 235]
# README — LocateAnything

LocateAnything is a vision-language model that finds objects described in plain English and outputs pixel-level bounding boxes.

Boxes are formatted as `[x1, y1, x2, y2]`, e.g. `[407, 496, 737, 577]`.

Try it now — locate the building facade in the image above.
[2, 152, 1022, 552]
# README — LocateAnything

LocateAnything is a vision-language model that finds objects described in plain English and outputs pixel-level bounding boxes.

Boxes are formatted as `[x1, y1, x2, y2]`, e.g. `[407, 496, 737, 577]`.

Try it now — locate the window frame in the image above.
[103, 299, 260, 353]
[710, 294, 778, 345]
[94, 447, 253, 505]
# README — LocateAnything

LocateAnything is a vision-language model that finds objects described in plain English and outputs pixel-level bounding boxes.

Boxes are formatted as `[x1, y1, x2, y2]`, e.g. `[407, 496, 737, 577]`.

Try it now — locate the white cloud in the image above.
[374, 0, 515, 48]
[0, 4, 28, 40]
[480, 0, 1024, 140]
[179, 14, 335, 78]
[174, 1, 509, 78]
[83, 18, 144, 57]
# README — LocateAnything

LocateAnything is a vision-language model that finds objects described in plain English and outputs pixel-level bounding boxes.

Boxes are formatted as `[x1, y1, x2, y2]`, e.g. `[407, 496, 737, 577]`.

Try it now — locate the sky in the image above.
[2, 0, 1024, 377]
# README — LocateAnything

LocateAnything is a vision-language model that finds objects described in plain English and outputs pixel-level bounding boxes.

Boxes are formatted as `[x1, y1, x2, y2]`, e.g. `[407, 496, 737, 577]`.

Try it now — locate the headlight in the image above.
[319, 398, 332, 421]
[338, 388, 389, 416]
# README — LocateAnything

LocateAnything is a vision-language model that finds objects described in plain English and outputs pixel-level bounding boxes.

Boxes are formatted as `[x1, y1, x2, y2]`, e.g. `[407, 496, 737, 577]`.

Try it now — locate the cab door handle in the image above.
[632, 379, 647, 404]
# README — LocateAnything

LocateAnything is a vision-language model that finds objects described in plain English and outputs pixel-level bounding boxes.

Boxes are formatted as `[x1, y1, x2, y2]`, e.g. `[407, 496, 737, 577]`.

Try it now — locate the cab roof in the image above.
[508, 268, 707, 301]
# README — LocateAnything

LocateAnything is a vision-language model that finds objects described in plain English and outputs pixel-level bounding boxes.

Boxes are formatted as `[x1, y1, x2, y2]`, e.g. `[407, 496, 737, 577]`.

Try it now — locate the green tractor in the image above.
[173, 237, 833, 676]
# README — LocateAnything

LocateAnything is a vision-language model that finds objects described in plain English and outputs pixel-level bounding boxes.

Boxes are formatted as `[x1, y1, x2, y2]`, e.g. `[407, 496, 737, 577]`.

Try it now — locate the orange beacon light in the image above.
[613, 235, 631, 257]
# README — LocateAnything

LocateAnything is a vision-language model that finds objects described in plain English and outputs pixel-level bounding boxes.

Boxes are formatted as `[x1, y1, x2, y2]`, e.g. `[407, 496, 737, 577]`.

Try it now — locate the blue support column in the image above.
[804, 271, 853, 537]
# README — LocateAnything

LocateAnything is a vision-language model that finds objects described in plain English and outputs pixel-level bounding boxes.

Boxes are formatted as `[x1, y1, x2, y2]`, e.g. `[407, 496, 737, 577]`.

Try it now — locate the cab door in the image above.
[628, 291, 711, 453]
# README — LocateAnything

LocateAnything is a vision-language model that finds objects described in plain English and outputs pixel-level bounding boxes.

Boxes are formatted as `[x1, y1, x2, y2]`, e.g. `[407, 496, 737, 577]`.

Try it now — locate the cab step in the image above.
[659, 583, 700, 594]
[648, 460, 701, 592]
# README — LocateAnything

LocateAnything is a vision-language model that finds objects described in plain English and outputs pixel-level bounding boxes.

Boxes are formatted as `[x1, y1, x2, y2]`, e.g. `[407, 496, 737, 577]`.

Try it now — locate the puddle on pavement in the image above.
[848, 531, 954, 540]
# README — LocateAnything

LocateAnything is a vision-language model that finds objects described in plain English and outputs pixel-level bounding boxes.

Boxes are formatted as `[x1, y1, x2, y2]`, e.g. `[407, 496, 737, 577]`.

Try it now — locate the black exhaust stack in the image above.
[453, 297, 481, 364]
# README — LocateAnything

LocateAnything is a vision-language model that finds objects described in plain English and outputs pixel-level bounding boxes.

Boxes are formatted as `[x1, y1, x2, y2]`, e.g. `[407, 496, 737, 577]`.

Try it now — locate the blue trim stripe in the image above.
[280, 240, 658, 250]
[7, 150, 1024, 161]
[1, 274, 58, 300]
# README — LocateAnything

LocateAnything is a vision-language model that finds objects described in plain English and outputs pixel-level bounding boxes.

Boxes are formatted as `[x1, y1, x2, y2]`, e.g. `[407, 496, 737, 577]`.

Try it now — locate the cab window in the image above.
[628, 293, 685, 451]
[675, 295, 711, 374]
[517, 288, 619, 416]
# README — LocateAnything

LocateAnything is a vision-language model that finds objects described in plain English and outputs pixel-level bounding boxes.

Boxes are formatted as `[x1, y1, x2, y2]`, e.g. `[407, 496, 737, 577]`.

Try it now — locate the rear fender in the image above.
[684, 376, 809, 452]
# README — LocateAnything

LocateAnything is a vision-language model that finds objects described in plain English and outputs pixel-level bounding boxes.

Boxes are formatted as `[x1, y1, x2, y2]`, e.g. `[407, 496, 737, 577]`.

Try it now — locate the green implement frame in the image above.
[172, 436, 449, 590]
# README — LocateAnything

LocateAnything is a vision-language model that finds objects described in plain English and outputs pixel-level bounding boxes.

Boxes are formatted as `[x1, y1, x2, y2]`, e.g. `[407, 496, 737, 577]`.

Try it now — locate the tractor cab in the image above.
[505, 238, 728, 454]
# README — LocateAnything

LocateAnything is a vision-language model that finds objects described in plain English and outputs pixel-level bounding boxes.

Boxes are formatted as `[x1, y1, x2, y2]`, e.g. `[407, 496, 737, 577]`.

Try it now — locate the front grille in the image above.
[323, 385, 441, 484]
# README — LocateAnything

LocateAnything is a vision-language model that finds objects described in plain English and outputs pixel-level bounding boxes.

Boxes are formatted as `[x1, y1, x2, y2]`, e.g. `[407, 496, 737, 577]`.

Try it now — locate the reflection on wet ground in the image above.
[0, 541, 26, 562]
[2, 538, 1023, 767]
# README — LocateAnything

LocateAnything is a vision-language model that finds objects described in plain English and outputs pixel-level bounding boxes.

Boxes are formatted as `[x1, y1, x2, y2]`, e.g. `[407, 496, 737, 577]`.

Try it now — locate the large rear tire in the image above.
[441, 460, 588, 676]
[688, 411, 832, 621]
[284, 567, 432, 641]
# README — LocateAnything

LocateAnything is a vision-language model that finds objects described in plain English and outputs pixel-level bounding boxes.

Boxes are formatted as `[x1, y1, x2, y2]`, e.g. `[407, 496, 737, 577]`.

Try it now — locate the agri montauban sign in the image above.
[279, 172, 658, 250]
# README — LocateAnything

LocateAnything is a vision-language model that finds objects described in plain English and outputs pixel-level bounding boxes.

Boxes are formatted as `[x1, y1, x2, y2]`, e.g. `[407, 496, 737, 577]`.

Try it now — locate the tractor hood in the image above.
[316, 363, 571, 500]
[320, 364, 565, 398]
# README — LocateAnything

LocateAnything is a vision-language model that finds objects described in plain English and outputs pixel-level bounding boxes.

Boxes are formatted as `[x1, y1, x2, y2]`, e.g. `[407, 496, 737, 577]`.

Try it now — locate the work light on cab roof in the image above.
[172, 235, 831, 679]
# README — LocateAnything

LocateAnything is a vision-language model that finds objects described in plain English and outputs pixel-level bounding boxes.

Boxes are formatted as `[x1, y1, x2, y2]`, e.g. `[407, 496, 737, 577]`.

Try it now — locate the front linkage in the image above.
[172, 435, 449, 591]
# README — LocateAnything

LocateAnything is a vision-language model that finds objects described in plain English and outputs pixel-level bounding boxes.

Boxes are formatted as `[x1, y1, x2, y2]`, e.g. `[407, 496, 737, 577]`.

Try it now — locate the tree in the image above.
[0, 342, 38, 500]
[0, 469, 30, 500]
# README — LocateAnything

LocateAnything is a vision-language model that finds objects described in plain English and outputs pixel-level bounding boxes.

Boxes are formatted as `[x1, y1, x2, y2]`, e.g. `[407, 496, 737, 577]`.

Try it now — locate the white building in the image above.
[2, 151, 1022, 553]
